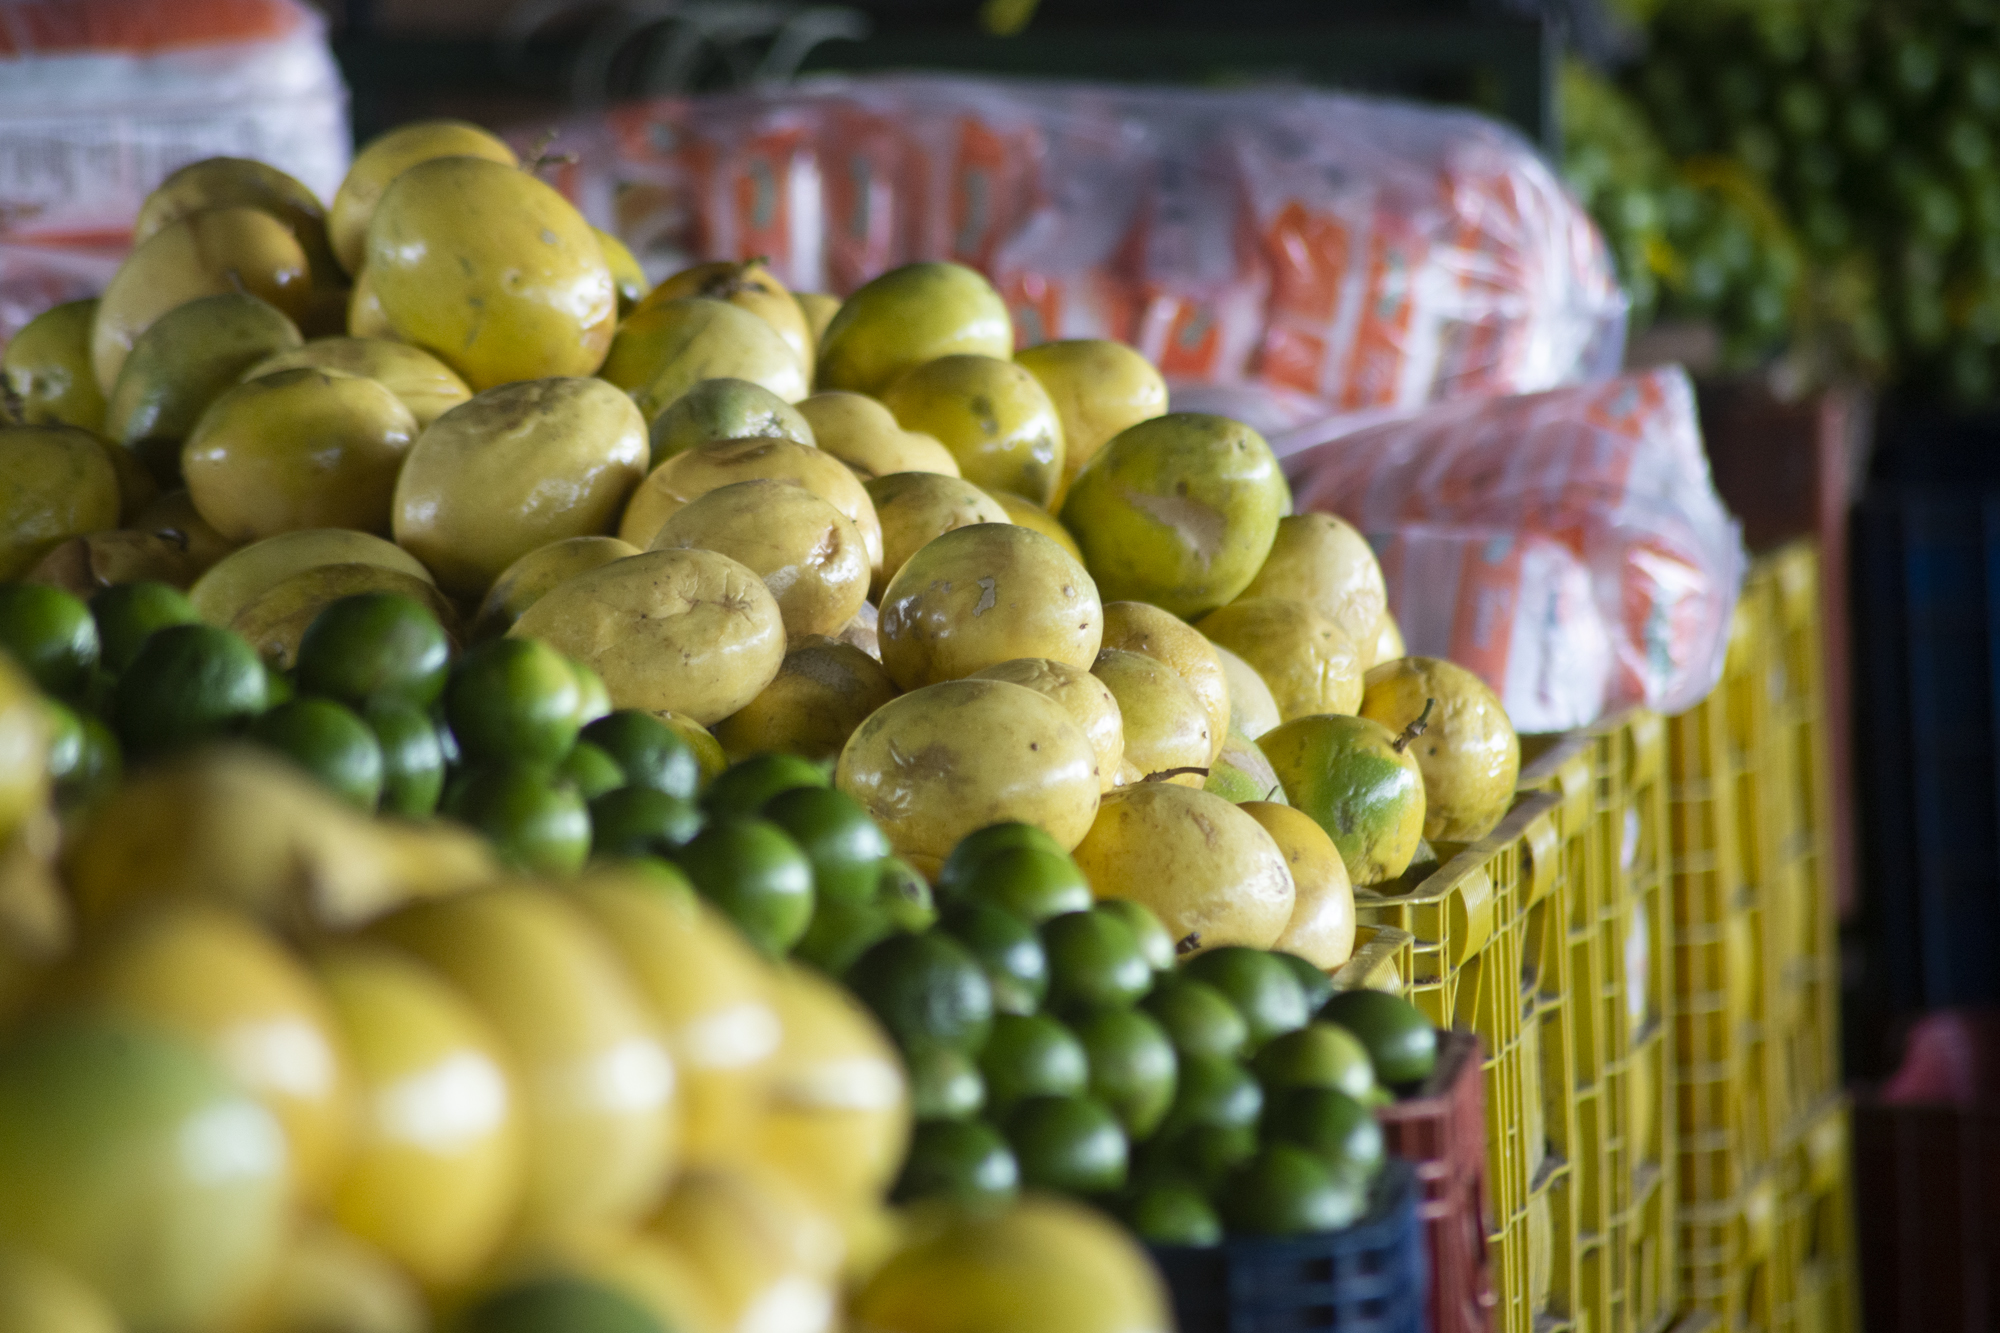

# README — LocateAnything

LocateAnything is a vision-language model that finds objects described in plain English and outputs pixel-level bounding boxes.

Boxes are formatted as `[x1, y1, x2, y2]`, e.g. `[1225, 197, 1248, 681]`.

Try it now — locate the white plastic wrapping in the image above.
[0, 0, 349, 343]
[1287, 367, 1744, 723]
[540, 74, 1627, 420]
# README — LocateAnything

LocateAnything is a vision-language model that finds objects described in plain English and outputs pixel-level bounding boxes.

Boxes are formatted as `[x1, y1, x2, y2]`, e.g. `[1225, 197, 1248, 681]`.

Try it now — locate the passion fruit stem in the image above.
[700, 258, 776, 301]
[1392, 699, 1436, 754]
[1143, 766, 1210, 783]
[522, 128, 578, 175]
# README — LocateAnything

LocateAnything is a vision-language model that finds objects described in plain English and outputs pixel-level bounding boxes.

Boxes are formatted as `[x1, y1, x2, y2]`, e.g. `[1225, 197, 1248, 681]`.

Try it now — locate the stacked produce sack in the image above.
[0, 119, 1538, 1331]
[0, 0, 350, 343]
[537, 74, 1627, 431]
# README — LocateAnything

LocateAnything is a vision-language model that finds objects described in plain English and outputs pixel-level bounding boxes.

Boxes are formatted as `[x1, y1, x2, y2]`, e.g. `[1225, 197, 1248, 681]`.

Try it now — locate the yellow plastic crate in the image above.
[1771, 1097, 1857, 1333]
[1353, 793, 1579, 1333]
[1330, 923, 1414, 995]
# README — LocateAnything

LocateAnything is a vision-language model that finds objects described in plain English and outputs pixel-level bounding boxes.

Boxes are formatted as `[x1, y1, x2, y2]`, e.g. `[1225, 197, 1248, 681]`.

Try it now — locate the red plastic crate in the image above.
[1376, 1028, 1495, 1333]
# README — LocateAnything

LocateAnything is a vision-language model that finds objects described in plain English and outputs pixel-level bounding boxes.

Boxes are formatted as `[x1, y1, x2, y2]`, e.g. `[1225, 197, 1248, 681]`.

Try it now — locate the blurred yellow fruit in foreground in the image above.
[852, 1195, 1171, 1333]
[648, 1162, 843, 1333]
[317, 944, 524, 1291]
[0, 1245, 120, 1333]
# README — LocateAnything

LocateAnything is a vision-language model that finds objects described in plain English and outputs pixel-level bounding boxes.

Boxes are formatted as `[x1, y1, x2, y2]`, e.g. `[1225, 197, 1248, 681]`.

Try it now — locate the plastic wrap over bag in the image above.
[1286, 367, 1744, 722]
[536, 74, 1626, 419]
[0, 0, 349, 343]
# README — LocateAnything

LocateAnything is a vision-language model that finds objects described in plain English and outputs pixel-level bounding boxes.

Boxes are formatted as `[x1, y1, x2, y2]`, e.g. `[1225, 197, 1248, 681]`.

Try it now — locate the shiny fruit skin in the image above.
[815, 262, 1013, 396]
[1257, 713, 1426, 887]
[1059, 413, 1288, 620]
[1238, 514, 1389, 664]
[651, 479, 870, 641]
[619, 436, 881, 570]
[246, 336, 472, 428]
[183, 368, 417, 543]
[315, 944, 524, 1291]
[330, 120, 519, 276]
[0, 425, 120, 580]
[1197, 596, 1363, 723]
[1241, 801, 1356, 970]
[1359, 656, 1520, 844]
[91, 206, 312, 391]
[392, 377, 648, 598]
[880, 355, 1064, 505]
[136, 156, 339, 287]
[2, 299, 106, 433]
[968, 656, 1125, 795]
[835, 679, 1101, 877]
[1015, 339, 1168, 508]
[365, 156, 615, 390]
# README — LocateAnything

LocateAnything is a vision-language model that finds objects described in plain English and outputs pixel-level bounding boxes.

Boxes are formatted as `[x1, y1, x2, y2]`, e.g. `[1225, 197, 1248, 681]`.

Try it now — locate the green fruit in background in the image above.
[1220, 1144, 1364, 1238]
[702, 752, 827, 817]
[458, 1277, 668, 1333]
[940, 902, 1049, 1017]
[1121, 1182, 1223, 1248]
[876, 857, 938, 933]
[364, 698, 446, 817]
[295, 591, 451, 708]
[1157, 1053, 1263, 1138]
[1273, 951, 1335, 1013]
[1074, 1006, 1178, 1139]
[847, 931, 994, 1053]
[589, 786, 703, 858]
[762, 785, 891, 907]
[1253, 1023, 1378, 1101]
[1004, 1094, 1128, 1196]
[446, 763, 590, 876]
[445, 637, 581, 767]
[1138, 1122, 1257, 1194]
[893, 1119, 1020, 1206]
[0, 1015, 292, 1331]
[556, 740, 626, 801]
[248, 697, 385, 810]
[581, 710, 701, 800]
[1319, 988, 1440, 1085]
[1094, 898, 1175, 972]
[980, 1012, 1089, 1113]
[936, 821, 1069, 896]
[949, 845, 1093, 923]
[1142, 974, 1250, 1061]
[0, 583, 98, 696]
[90, 581, 199, 674]
[1263, 1086, 1386, 1187]
[907, 1044, 987, 1122]
[1180, 947, 1310, 1052]
[672, 818, 815, 957]
[792, 898, 895, 977]
[113, 623, 270, 756]
[1041, 909, 1153, 1015]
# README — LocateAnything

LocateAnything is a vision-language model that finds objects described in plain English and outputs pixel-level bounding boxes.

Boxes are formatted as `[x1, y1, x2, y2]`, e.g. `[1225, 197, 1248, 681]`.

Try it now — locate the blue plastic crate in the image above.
[1149, 1158, 1427, 1333]
[1854, 487, 2000, 1011]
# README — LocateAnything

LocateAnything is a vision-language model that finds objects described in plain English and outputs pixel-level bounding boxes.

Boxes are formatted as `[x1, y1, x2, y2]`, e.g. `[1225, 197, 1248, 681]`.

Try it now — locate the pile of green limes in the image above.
[861, 821, 1440, 1245]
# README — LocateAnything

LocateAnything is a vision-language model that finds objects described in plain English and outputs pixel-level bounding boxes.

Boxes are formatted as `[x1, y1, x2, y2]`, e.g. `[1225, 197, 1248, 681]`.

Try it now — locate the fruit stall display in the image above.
[0, 118, 1555, 1333]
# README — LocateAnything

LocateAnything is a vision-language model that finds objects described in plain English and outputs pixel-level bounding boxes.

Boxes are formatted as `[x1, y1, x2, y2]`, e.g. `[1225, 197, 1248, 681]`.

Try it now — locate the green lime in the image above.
[672, 818, 815, 957]
[1274, 951, 1334, 1013]
[892, 1119, 1019, 1206]
[460, 1277, 665, 1333]
[112, 623, 269, 756]
[88, 582, 196, 674]
[940, 902, 1048, 1016]
[569, 658, 611, 727]
[1222, 1144, 1364, 1237]
[952, 846, 1092, 923]
[907, 1043, 986, 1121]
[702, 753, 827, 817]
[761, 785, 891, 907]
[1005, 1094, 1128, 1195]
[580, 711, 700, 800]
[1157, 1053, 1263, 1137]
[979, 1012, 1088, 1112]
[593, 856, 697, 906]
[588, 786, 703, 858]
[791, 898, 894, 976]
[263, 664, 295, 705]
[1075, 1007, 1178, 1138]
[364, 698, 446, 817]
[1142, 974, 1250, 1061]
[1145, 1123, 1258, 1192]
[936, 822, 1068, 898]
[444, 762, 591, 876]
[1095, 899, 1175, 971]
[249, 698, 385, 810]
[1252, 1023, 1376, 1101]
[0, 584, 97, 697]
[295, 592, 451, 708]
[434, 709, 462, 766]
[556, 740, 626, 801]
[876, 857, 937, 933]
[1041, 908, 1152, 1015]
[846, 931, 993, 1053]
[1121, 1181, 1222, 1247]
[1262, 1086, 1385, 1186]
[57, 713, 119, 807]
[39, 699, 83, 784]
[445, 638, 582, 766]
[1181, 947, 1309, 1052]
[1318, 989, 1438, 1085]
